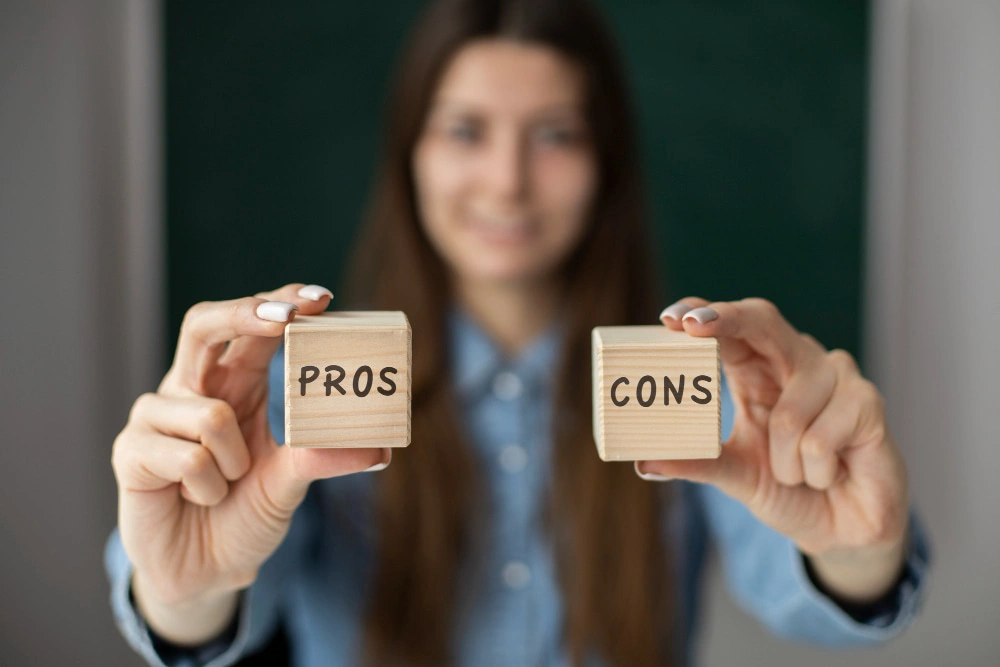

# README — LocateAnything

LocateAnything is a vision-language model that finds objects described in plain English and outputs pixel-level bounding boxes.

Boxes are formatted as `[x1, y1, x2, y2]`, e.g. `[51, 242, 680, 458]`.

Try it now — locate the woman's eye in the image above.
[447, 123, 480, 143]
[535, 127, 577, 146]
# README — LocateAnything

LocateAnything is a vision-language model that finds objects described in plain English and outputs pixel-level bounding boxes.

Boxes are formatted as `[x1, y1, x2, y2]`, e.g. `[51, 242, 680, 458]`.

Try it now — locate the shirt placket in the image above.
[488, 365, 536, 665]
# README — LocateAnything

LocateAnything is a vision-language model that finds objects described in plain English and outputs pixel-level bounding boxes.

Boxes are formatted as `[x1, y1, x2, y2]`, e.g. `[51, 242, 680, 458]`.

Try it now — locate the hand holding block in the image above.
[285, 312, 411, 448]
[592, 326, 720, 461]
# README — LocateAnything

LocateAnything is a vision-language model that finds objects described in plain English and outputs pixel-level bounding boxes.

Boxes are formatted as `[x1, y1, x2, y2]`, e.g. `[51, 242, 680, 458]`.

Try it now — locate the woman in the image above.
[105, 0, 929, 665]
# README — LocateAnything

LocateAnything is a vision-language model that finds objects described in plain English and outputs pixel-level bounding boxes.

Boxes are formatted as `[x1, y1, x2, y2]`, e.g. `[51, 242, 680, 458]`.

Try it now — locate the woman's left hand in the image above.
[638, 297, 909, 600]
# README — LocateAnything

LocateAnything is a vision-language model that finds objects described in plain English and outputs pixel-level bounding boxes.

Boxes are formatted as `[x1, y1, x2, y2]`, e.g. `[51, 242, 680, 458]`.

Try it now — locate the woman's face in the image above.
[413, 39, 597, 287]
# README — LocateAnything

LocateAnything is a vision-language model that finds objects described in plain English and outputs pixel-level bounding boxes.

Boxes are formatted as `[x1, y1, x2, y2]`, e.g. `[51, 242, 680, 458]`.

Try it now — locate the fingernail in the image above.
[682, 307, 718, 325]
[256, 301, 299, 322]
[363, 450, 392, 473]
[659, 302, 693, 322]
[297, 284, 333, 301]
[635, 461, 672, 482]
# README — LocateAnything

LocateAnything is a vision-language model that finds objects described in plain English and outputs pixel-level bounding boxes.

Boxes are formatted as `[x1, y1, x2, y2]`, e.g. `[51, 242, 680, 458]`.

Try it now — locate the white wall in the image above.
[0, 1, 160, 665]
[700, 1, 1000, 664]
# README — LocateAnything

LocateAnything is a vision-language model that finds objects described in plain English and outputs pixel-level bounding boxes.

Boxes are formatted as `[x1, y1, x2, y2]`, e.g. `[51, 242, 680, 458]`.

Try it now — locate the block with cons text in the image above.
[285, 312, 411, 448]
[592, 326, 720, 461]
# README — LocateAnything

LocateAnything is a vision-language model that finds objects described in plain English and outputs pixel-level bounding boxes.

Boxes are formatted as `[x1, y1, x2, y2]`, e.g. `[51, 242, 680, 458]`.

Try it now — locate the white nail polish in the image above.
[660, 302, 693, 321]
[298, 284, 333, 301]
[256, 301, 299, 322]
[682, 307, 719, 324]
[634, 461, 672, 482]
[363, 455, 391, 473]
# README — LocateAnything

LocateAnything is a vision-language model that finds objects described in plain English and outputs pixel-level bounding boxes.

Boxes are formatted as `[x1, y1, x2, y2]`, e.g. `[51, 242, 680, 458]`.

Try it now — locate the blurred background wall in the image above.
[1, 1, 160, 665]
[1, 0, 997, 665]
[163, 0, 869, 358]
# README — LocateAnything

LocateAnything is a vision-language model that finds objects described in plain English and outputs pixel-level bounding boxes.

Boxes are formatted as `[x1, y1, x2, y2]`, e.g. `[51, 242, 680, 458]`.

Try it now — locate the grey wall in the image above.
[863, 0, 1000, 662]
[0, 0, 157, 665]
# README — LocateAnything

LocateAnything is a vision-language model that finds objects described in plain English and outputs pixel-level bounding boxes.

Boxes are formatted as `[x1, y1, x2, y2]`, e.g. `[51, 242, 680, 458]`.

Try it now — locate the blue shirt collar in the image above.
[448, 308, 563, 399]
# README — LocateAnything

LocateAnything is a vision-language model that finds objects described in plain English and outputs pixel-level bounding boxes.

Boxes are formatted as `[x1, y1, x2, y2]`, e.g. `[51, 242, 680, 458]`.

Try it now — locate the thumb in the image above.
[254, 445, 391, 518]
[635, 442, 757, 505]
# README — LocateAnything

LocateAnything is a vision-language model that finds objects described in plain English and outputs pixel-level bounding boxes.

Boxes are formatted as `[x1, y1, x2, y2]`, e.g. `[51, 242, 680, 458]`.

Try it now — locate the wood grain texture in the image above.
[284, 312, 410, 448]
[592, 326, 720, 461]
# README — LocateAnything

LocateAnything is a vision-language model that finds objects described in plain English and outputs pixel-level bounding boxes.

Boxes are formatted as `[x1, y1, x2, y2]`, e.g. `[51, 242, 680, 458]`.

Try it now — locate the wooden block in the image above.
[592, 326, 720, 461]
[285, 312, 411, 448]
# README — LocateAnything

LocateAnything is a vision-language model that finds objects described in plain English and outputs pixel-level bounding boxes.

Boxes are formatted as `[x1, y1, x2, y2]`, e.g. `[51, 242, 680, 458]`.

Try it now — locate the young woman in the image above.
[105, 0, 929, 665]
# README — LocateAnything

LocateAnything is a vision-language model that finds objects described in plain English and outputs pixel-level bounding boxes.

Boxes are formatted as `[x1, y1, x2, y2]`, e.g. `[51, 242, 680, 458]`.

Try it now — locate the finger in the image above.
[681, 298, 817, 382]
[800, 356, 880, 490]
[254, 446, 391, 516]
[130, 393, 251, 481]
[113, 430, 229, 506]
[171, 296, 299, 393]
[799, 390, 858, 490]
[664, 297, 753, 372]
[767, 359, 837, 486]
[658, 297, 710, 331]
[221, 283, 334, 371]
[635, 444, 758, 506]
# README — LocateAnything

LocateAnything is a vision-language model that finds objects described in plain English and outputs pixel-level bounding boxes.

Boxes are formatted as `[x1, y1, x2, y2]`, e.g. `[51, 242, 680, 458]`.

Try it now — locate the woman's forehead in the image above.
[431, 39, 586, 117]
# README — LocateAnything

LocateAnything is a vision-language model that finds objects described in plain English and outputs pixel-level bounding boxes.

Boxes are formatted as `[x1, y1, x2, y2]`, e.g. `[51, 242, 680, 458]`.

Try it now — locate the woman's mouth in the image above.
[465, 212, 536, 245]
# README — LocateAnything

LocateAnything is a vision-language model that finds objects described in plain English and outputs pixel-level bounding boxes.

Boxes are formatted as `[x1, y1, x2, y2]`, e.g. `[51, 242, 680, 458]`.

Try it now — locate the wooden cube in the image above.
[284, 312, 411, 448]
[592, 326, 720, 461]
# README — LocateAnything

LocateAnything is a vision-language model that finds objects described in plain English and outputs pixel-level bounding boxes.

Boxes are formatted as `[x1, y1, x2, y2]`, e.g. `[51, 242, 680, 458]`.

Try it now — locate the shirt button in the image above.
[493, 371, 523, 401]
[492, 371, 523, 401]
[501, 560, 531, 590]
[499, 444, 528, 473]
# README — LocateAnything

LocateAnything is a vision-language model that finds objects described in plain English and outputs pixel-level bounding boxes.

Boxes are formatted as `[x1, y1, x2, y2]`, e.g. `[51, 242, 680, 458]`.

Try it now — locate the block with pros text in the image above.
[592, 326, 720, 461]
[284, 312, 411, 448]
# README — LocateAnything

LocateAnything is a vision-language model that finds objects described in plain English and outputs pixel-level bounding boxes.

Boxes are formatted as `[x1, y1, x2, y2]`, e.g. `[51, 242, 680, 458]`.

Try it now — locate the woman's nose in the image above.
[482, 132, 528, 201]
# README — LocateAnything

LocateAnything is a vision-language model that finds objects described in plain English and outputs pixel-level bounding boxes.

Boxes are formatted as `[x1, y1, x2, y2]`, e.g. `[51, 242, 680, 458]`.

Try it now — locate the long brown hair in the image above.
[346, 0, 671, 664]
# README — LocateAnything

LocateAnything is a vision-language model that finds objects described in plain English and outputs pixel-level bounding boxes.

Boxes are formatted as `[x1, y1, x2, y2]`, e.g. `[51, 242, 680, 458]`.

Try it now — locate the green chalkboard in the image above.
[165, 0, 869, 362]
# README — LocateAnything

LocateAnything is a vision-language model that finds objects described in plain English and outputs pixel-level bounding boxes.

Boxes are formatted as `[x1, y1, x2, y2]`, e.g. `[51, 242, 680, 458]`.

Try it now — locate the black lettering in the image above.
[378, 367, 397, 396]
[637, 375, 656, 407]
[324, 365, 346, 396]
[353, 365, 373, 397]
[663, 374, 685, 405]
[298, 366, 320, 396]
[691, 375, 713, 404]
[611, 377, 630, 406]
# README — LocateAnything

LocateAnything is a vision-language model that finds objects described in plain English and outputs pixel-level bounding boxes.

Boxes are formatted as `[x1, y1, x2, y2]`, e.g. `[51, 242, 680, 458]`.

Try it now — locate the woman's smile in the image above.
[463, 210, 538, 246]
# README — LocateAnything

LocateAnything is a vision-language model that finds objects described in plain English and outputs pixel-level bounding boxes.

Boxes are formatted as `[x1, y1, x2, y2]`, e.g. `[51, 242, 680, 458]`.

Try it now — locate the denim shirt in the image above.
[105, 310, 931, 666]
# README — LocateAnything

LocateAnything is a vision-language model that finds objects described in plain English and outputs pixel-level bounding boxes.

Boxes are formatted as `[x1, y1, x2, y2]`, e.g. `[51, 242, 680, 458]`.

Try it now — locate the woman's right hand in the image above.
[111, 283, 388, 638]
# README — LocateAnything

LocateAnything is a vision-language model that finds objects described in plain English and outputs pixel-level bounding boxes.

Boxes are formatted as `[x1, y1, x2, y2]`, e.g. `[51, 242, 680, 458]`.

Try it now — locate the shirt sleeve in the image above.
[103, 347, 315, 666]
[695, 372, 932, 646]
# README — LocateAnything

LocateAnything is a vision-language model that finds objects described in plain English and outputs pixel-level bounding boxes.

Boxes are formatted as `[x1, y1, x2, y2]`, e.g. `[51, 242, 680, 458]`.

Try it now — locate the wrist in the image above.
[804, 526, 909, 604]
[132, 570, 241, 647]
